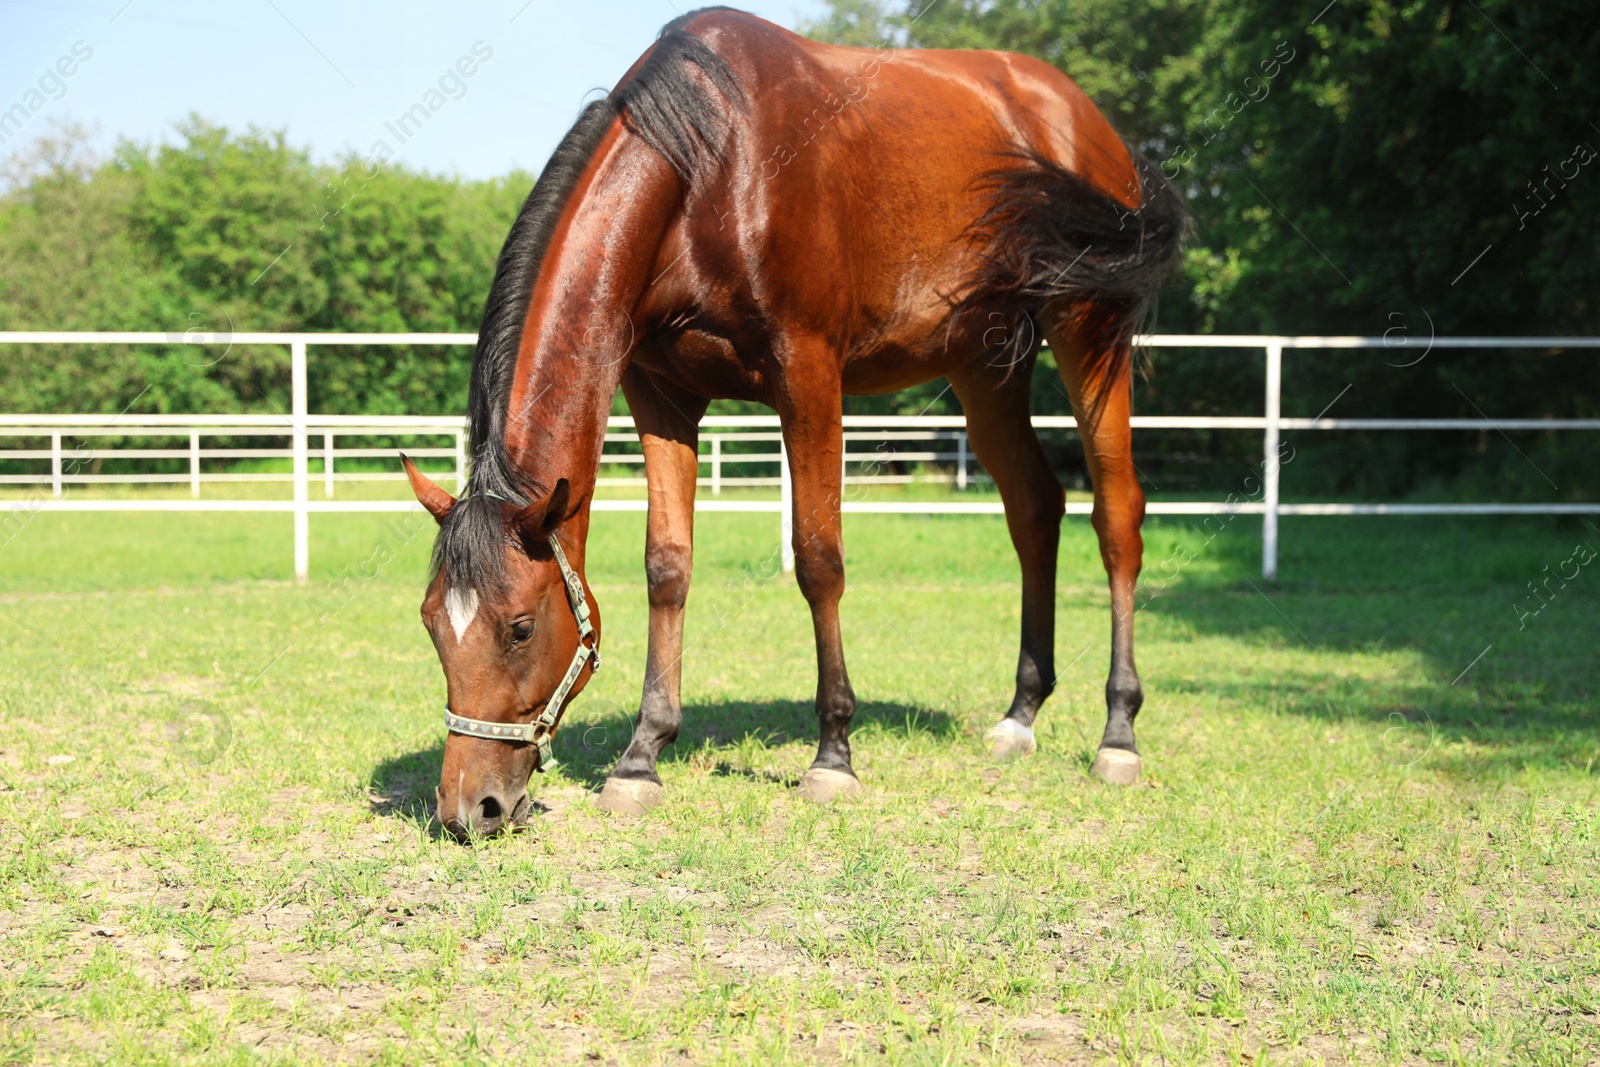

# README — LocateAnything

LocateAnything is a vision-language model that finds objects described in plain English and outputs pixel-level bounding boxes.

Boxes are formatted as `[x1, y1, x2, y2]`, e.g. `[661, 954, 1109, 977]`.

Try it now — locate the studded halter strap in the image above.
[442, 533, 601, 771]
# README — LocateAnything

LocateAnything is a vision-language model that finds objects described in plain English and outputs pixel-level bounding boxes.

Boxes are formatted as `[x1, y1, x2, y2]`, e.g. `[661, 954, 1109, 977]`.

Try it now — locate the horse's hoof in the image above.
[596, 778, 664, 815]
[985, 719, 1036, 762]
[797, 767, 862, 804]
[1089, 747, 1142, 786]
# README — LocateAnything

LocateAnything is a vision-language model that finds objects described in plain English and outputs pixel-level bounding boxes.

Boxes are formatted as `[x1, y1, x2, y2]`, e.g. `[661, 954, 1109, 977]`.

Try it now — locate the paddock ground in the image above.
[1, 502, 1597, 1065]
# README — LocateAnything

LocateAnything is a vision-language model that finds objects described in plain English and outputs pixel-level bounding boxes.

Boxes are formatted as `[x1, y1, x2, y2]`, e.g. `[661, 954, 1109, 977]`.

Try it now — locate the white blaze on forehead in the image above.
[445, 586, 480, 642]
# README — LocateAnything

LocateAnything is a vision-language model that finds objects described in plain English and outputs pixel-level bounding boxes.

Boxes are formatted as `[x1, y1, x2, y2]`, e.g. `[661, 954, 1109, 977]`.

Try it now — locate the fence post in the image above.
[957, 430, 968, 491]
[51, 432, 62, 497]
[189, 433, 201, 498]
[454, 430, 466, 490]
[711, 436, 722, 495]
[323, 433, 335, 498]
[779, 437, 794, 573]
[1262, 339, 1282, 582]
[291, 340, 309, 584]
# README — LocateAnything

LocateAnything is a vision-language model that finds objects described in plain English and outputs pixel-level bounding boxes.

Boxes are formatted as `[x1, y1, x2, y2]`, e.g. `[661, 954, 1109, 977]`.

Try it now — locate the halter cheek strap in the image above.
[442, 533, 601, 772]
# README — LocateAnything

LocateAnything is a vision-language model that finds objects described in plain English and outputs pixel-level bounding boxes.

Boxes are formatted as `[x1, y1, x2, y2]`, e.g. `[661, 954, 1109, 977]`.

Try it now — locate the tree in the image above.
[804, 0, 1600, 498]
[0, 119, 530, 417]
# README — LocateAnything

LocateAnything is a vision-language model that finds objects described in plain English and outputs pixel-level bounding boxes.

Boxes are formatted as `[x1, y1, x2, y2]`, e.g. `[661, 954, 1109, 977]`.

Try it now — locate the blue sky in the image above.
[0, 0, 828, 178]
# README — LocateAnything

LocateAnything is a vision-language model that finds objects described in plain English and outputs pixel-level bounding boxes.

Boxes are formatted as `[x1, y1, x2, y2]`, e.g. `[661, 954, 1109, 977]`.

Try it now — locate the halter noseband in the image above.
[442, 530, 601, 772]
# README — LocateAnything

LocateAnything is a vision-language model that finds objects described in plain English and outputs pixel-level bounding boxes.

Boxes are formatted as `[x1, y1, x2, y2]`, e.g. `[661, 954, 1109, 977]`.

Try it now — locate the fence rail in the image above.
[3, 331, 1596, 582]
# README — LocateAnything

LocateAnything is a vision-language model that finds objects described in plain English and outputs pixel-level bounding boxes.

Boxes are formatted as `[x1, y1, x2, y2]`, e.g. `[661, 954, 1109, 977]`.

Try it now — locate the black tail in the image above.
[958, 142, 1189, 375]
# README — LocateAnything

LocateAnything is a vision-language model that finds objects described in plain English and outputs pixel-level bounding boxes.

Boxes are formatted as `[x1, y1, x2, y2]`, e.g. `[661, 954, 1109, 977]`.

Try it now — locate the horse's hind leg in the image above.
[1046, 302, 1146, 785]
[948, 361, 1065, 762]
[597, 365, 708, 814]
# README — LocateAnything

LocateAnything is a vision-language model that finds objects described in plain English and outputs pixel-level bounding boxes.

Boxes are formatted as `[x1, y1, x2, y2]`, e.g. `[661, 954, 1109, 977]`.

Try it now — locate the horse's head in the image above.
[403, 457, 600, 840]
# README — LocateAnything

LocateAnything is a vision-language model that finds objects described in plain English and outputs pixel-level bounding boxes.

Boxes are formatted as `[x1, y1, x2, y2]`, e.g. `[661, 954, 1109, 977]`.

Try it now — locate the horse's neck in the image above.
[502, 130, 679, 523]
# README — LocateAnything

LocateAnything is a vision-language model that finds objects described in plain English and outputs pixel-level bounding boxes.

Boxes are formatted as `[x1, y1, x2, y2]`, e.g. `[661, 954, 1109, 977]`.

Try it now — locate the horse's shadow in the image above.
[366, 698, 958, 821]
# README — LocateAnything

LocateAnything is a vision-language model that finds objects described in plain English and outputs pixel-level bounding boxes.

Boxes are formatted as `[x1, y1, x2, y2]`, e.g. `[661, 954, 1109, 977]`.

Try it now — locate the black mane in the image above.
[434, 8, 746, 595]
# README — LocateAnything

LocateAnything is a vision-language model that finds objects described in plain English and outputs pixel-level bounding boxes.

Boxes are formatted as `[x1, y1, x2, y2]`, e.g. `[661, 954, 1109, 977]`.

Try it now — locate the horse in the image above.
[401, 6, 1185, 837]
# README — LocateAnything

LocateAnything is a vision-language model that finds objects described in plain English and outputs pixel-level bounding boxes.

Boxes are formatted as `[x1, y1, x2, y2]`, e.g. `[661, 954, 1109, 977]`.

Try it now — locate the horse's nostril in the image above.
[477, 794, 503, 822]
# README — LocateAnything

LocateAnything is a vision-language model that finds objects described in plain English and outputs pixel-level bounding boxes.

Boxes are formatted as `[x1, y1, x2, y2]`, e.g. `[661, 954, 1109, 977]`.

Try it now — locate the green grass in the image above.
[1, 500, 1597, 1065]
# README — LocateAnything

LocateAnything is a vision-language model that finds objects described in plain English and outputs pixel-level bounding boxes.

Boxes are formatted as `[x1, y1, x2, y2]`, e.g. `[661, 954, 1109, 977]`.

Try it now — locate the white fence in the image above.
[3, 332, 1597, 582]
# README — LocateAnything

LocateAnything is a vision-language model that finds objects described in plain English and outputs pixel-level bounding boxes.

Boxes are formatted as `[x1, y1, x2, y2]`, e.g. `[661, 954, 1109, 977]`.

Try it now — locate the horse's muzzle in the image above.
[436, 783, 531, 840]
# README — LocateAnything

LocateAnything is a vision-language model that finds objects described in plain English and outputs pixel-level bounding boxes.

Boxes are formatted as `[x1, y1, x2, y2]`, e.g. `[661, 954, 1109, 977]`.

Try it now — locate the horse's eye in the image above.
[509, 619, 535, 646]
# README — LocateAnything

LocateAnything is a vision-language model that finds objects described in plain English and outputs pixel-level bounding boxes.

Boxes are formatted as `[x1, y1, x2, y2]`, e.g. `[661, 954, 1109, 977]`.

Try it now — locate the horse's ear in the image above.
[402, 454, 455, 524]
[513, 478, 571, 546]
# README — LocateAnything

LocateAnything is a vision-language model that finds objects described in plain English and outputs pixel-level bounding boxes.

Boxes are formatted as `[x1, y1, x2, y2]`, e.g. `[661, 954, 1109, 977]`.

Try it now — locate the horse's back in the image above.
[689, 10, 1136, 202]
[639, 10, 1151, 393]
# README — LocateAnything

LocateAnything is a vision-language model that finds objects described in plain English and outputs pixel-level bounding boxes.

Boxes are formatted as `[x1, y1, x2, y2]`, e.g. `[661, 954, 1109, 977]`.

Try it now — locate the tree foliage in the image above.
[4, 0, 1598, 503]
[804, 0, 1600, 497]
[0, 118, 528, 416]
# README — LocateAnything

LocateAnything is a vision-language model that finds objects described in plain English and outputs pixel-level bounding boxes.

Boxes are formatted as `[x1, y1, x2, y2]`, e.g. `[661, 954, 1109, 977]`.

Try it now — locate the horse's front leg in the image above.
[776, 351, 861, 803]
[597, 366, 708, 815]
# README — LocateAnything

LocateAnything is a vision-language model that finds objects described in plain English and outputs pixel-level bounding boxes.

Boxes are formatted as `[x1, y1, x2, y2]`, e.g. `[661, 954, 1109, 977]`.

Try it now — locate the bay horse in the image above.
[402, 7, 1185, 836]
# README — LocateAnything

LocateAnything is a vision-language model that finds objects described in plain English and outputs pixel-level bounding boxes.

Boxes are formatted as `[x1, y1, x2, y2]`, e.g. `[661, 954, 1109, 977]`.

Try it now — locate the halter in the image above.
[442, 531, 601, 772]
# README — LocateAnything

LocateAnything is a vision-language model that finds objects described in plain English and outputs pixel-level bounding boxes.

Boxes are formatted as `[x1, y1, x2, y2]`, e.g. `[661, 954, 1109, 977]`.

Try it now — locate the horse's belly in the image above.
[840, 341, 960, 395]
[839, 298, 1000, 395]
[632, 329, 767, 402]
